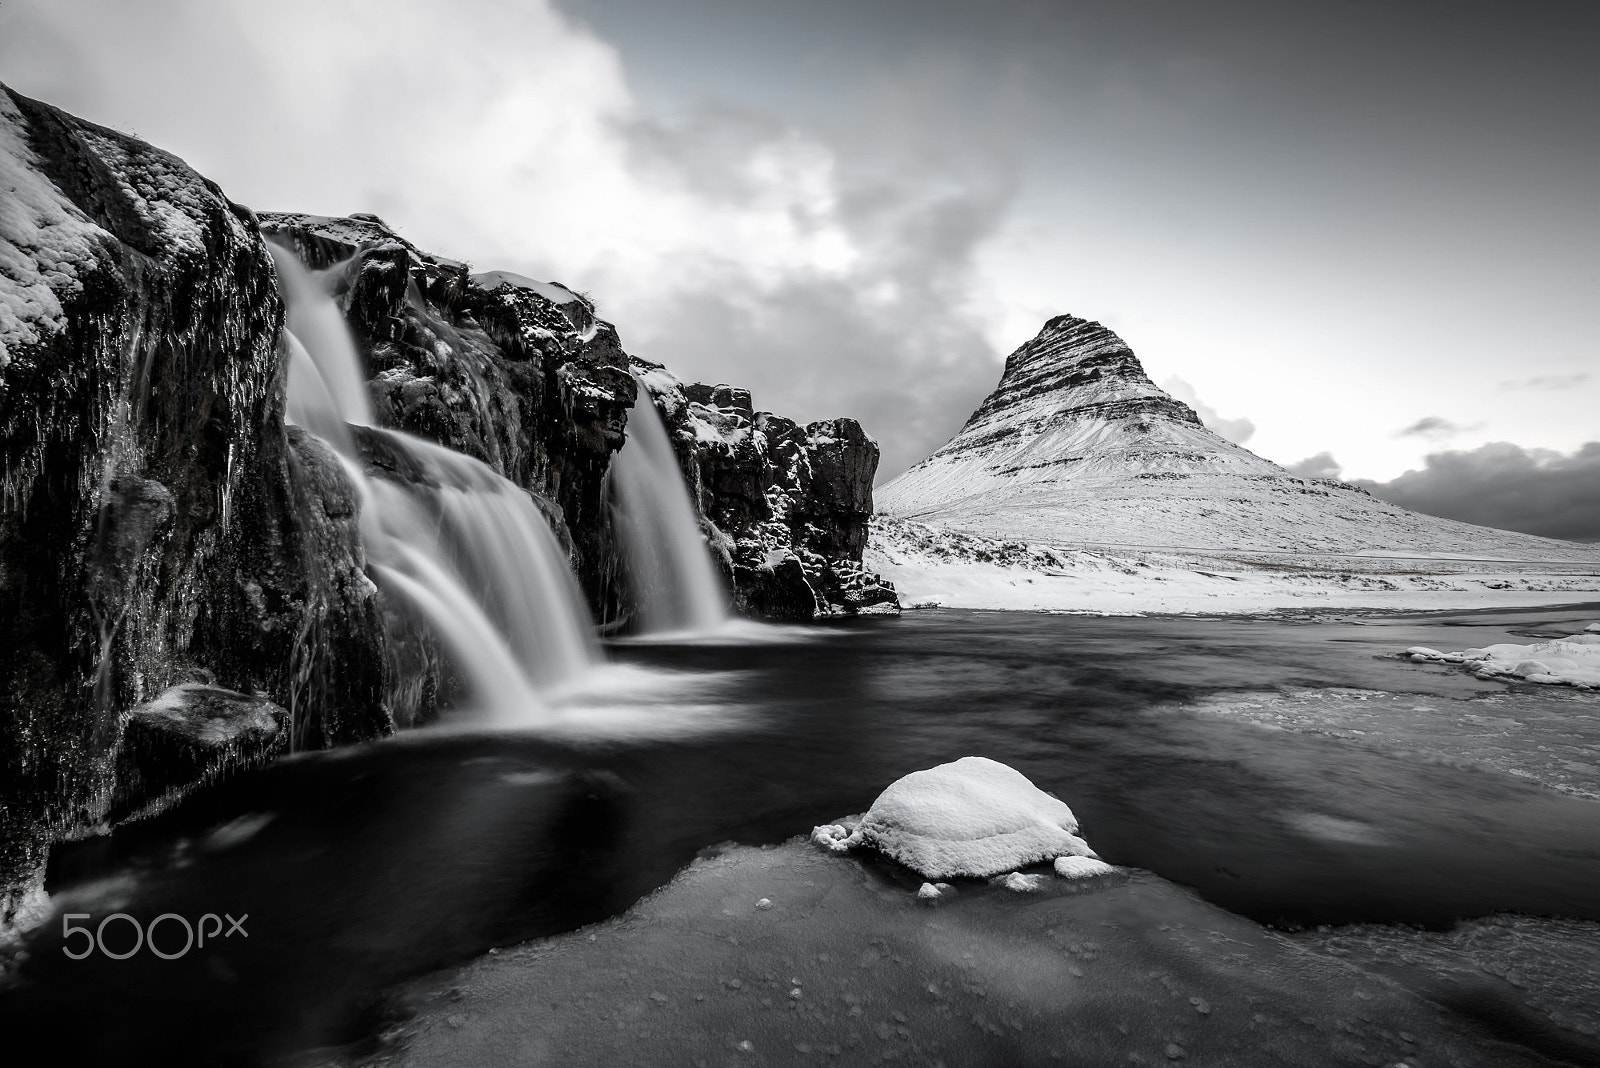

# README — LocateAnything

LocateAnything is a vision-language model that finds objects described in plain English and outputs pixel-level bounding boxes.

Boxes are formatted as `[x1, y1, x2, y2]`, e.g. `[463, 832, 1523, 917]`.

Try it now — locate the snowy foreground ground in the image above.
[866, 517, 1600, 616]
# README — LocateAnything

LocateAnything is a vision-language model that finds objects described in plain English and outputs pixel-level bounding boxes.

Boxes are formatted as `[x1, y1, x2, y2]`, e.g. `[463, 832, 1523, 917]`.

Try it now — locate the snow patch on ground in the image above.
[1055, 855, 1116, 879]
[867, 516, 1600, 616]
[812, 756, 1100, 880]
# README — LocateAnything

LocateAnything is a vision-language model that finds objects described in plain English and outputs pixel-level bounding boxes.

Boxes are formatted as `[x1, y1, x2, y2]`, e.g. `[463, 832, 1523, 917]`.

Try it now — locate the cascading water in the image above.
[268, 243, 600, 722]
[610, 384, 729, 634]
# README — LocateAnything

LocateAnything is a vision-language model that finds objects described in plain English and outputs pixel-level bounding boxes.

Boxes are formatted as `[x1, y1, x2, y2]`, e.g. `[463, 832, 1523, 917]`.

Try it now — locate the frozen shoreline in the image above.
[866, 516, 1600, 616]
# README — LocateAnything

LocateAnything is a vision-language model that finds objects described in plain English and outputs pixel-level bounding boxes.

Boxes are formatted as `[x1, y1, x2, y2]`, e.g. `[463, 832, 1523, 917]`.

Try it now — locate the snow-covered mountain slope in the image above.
[877, 315, 1598, 561]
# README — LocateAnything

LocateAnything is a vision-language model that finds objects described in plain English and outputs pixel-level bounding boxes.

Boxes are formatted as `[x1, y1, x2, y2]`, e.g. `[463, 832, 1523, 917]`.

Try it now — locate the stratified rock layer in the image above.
[878, 314, 1599, 559]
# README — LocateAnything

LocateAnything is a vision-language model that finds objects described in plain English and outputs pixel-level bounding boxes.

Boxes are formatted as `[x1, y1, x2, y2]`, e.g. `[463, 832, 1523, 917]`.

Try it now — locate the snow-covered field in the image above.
[870, 313, 1600, 608]
[865, 516, 1600, 615]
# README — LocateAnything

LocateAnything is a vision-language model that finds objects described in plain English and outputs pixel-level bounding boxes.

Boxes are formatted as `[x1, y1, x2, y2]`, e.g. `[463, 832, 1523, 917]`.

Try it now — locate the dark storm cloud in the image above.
[1356, 442, 1600, 543]
[559, 0, 1600, 475]
[1286, 453, 1343, 480]
[621, 171, 1016, 481]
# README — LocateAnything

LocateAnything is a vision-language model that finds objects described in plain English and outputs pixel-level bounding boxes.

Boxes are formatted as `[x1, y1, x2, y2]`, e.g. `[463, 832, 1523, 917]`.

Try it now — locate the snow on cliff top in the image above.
[3, 87, 248, 373]
[472, 270, 581, 305]
[0, 90, 108, 368]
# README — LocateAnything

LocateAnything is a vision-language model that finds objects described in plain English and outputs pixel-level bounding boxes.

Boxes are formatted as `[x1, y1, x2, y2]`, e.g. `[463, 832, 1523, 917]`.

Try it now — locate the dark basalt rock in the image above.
[259, 213, 892, 622]
[731, 553, 822, 622]
[111, 684, 289, 821]
[258, 213, 636, 610]
[633, 362, 897, 618]
[0, 87, 387, 902]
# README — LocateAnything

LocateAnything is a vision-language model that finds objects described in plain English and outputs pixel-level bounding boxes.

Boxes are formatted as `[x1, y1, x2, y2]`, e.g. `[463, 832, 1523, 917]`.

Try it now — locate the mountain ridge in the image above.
[876, 315, 1598, 561]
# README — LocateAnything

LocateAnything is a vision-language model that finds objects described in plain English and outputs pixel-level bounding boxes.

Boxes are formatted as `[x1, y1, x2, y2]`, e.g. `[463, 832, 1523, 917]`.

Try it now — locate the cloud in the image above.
[1159, 376, 1255, 445]
[1356, 442, 1600, 542]
[1499, 373, 1591, 391]
[0, 0, 1015, 481]
[1286, 452, 1343, 479]
[1394, 416, 1480, 440]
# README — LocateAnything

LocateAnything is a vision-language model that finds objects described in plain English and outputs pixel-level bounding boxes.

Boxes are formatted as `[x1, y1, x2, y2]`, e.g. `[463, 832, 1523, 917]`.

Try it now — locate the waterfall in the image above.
[610, 385, 729, 634]
[267, 243, 600, 722]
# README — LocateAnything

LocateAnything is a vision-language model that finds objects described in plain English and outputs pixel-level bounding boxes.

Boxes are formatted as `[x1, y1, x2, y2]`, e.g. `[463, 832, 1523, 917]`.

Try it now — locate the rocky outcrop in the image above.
[258, 213, 636, 609]
[634, 362, 898, 620]
[0, 87, 898, 916]
[110, 684, 289, 822]
[0, 86, 388, 905]
[261, 214, 895, 622]
[877, 314, 1600, 559]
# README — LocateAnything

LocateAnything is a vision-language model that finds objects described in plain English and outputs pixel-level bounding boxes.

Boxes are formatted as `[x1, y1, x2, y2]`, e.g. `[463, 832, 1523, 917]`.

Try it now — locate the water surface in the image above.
[6, 604, 1599, 1064]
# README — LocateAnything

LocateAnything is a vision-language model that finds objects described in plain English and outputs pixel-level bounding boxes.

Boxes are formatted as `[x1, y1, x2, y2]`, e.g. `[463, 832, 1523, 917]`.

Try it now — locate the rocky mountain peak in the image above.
[878, 311, 1595, 557]
[902, 312, 1261, 487]
[957, 314, 1206, 452]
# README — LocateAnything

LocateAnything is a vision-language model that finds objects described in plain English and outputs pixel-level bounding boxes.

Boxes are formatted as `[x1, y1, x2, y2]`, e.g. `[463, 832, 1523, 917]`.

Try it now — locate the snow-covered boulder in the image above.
[812, 756, 1099, 879]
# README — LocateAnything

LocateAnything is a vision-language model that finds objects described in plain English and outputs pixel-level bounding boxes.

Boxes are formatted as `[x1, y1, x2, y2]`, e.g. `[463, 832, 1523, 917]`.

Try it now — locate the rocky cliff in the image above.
[0, 87, 387, 908]
[258, 213, 896, 628]
[0, 87, 891, 910]
[633, 363, 897, 621]
[877, 314, 1600, 559]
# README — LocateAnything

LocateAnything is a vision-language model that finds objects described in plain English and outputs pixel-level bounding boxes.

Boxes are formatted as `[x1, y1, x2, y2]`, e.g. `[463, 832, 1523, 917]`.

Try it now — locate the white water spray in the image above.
[610, 384, 728, 634]
[268, 243, 600, 722]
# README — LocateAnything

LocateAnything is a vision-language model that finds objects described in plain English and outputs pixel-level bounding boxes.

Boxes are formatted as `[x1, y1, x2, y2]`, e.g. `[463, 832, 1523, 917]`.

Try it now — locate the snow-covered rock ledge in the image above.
[1406, 623, 1600, 690]
[811, 757, 1114, 895]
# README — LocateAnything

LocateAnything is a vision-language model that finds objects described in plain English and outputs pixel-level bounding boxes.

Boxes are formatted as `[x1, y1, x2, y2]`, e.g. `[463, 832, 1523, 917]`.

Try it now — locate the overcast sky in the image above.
[2, 0, 1595, 535]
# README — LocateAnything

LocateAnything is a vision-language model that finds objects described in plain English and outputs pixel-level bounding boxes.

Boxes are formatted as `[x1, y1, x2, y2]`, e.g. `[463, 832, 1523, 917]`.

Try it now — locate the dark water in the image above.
[4, 605, 1599, 1065]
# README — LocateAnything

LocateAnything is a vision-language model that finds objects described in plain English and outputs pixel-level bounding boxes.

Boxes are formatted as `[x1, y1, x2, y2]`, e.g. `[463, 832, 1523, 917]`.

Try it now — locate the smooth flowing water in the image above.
[268, 244, 600, 719]
[609, 385, 728, 634]
[8, 605, 1600, 1065]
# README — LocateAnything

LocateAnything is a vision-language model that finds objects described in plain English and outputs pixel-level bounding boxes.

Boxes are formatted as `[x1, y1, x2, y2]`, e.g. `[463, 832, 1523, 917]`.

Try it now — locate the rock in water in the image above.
[876, 314, 1598, 559]
[112, 684, 288, 819]
[814, 756, 1096, 879]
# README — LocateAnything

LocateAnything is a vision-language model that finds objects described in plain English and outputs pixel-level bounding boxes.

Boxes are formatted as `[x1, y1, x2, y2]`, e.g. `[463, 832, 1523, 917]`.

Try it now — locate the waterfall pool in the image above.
[5, 605, 1600, 1065]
